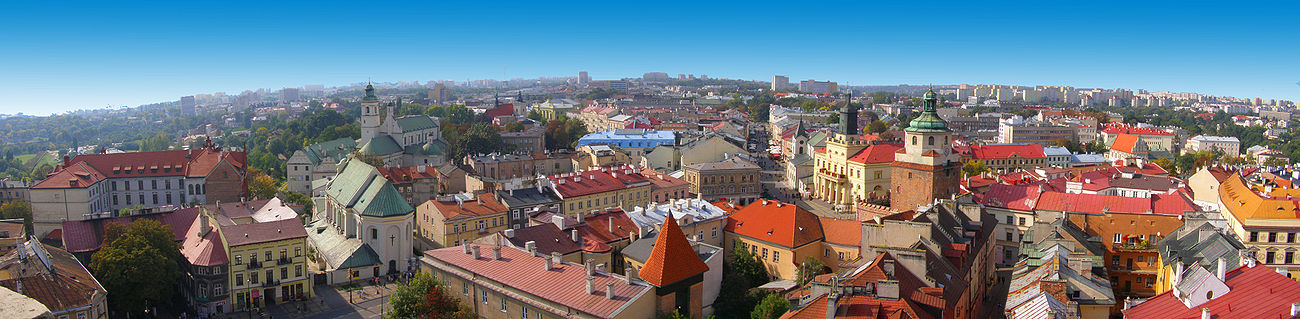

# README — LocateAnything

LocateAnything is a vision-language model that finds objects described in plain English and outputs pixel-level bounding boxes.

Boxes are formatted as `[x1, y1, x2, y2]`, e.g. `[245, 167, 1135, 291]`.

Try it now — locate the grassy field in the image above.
[16, 151, 58, 169]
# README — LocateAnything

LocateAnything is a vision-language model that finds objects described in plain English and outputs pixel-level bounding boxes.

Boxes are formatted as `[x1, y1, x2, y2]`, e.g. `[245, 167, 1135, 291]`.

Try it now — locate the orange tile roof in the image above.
[725, 200, 823, 248]
[818, 217, 861, 247]
[1219, 173, 1300, 220]
[1109, 134, 1146, 154]
[637, 214, 709, 286]
[430, 193, 508, 220]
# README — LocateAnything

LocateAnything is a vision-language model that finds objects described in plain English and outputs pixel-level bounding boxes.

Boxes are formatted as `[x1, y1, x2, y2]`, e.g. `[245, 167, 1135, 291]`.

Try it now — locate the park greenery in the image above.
[714, 247, 781, 319]
[89, 219, 183, 315]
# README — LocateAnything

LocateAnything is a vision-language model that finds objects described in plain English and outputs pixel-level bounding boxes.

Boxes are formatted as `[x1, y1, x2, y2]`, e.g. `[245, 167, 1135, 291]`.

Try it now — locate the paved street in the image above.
[214, 281, 400, 319]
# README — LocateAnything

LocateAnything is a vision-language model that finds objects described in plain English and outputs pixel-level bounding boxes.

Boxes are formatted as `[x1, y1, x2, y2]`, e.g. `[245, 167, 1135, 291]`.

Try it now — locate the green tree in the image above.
[795, 257, 828, 286]
[750, 293, 790, 319]
[247, 170, 281, 200]
[1152, 157, 1176, 175]
[0, 201, 33, 237]
[504, 121, 526, 132]
[867, 120, 889, 134]
[457, 123, 512, 158]
[1264, 157, 1290, 167]
[826, 116, 839, 124]
[962, 160, 991, 177]
[387, 272, 474, 319]
[714, 247, 770, 319]
[89, 219, 182, 315]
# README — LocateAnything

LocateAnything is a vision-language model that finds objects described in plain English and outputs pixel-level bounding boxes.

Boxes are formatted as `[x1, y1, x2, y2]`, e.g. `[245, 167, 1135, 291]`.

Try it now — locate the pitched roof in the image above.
[394, 115, 438, 132]
[375, 165, 438, 184]
[979, 184, 1046, 211]
[575, 209, 638, 245]
[547, 168, 636, 198]
[429, 193, 508, 220]
[1123, 265, 1300, 318]
[359, 135, 404, 155]
[1219, 173, 1300, 220]
[60, 207, 200, 253]
[784, 252, 941, 319]
[0, 241, 106, 313]
[818, 217, 862, 247]
[221, 218, 308, 247]
[847, 143, 904, 164]
[325, 159, 414, 218]
[423, 245, 653, 318]
[1101, 124, 1172, 136]
[725, 200, 823, 248]
[683, 156, 759, 171]
[503, 224, 582, 256]
[180, 216, 228, 267]
[1108, 134, 1147, 154]
[640, 168, 688, 190]
[304, 218, 381, 269]
[30, 162, 105, 189]
[1034, 191, 1164, 215]
[298, 137, 358, 165]
[637, 215, 709, 286]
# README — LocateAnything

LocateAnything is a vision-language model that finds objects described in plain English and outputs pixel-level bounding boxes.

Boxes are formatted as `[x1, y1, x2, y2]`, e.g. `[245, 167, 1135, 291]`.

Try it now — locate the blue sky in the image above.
[1, 0, 1297, 115]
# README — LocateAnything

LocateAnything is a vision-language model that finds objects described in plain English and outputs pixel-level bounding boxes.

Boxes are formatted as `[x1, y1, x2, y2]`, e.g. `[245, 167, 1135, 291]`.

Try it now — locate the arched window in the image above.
[912, 136, 918, 145]
[928, 136, 935, 145]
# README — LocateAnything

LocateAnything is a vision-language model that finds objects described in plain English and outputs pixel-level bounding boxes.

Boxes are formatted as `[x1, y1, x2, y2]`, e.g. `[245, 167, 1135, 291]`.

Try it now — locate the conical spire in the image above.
[637, 215, 709, 286]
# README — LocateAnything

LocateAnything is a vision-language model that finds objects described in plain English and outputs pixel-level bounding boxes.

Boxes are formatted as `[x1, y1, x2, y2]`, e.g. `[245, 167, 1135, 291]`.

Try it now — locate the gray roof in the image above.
[305, 219, 381, 269]
[621, 233, 720, 264]
[1159, 218, 1246, 279]
[494, 188, 561, 209]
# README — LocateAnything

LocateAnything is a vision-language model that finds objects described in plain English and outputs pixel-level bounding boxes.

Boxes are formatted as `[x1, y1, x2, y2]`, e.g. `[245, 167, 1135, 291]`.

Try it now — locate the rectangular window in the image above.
[1005, 216, 1013, 224]
[236, 274, 244, 286]
[1113, 233, 1121, 244]
[1112, 256, 1119, 266]
[1288, 252, 1295, 264]
[521, 306, 528, 319]
[251, 272, 258, 284]
[151, 180, 157, 189]
[773, 251, 779, 262]
[1250, 232, 1259, 242]
[761, 248, 768, 260]
[463, 282, 469, 295]
[1269, 232, 1278, 242]
[296, 265, 303, 277]
[500, 297, 507, 312]
[1290, 233, 1297, 243]
[1018, 217, 1026, 226]
[235, 255, 242, 264]
[482, 290, 488, 304]
[1268, 251, 1277, 264]
[712, 227, 718, 238]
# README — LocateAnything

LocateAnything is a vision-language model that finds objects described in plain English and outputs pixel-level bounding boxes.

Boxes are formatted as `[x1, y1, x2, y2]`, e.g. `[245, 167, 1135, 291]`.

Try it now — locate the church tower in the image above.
[813, 92, 868, 205]
[890, 89, 960, 211]
[360, 82, 382, 142]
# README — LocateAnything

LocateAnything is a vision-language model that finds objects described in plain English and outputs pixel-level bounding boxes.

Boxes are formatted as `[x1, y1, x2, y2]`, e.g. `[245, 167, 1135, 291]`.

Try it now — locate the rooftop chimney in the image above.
[585, 259, 595, 276]
[882, 260, 896, 278]
[504, 229, 515, 238]
[571, 229, 580, 243]
[552, 215, 567, 229]
[1216, 257, 1227, 281]
[551, 252, 562, 265]
[605, 282, 615, 299]
[825, 293, 838, 319]
[471, 246, 481, 259]
[586, 276, 596, 295]
[492, 246, 502, 260]
[544, 255, 553, 270]
[462, 244, 471, 254]
[1201, 308, 1211, 319]
[525, 241, 537, 256]
[876, 280, 900, 300]
[625, 267, 635, 284]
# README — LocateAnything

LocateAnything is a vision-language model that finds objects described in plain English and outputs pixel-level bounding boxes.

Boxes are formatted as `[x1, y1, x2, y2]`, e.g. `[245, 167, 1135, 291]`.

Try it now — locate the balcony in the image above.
[1113, 241, 1157, 251]
[816, 168, 847, 182]
[247, 261, 263, 269]
[277, 258, 293, 266]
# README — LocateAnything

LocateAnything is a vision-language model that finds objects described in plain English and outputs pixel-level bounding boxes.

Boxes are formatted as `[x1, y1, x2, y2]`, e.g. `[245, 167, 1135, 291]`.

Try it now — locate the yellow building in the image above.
[548, 165, 652, 217]
[417, 193, 509, 248]
[1217, 173, 1300, 280]
[217, 213, 313, 311]
[723, 199, 855, 280]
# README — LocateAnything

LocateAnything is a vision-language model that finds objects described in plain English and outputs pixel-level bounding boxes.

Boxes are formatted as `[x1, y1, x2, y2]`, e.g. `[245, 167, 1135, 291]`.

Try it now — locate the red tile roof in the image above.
[848, 143, 904, 164]
[725, 200, 823, 248]
[0, 242, 107, 314]
[31, 162, 105, 189]
[818, 217, 862, 247]
[968, 144, 1046, 160]
[375, 165, 438, 183]
[180, 216, 228, 267]
[640, 168, 688, 189]
[1123, 264, 1300, 318]
[548, 168, 642, 198]
[1109, 134, 1146, 154]
[638, 215, 709, 286]
[1035, 191, 1166, 215]
[784, 253, 940, 319]
[575, 209, 638, 245]
[979, 184, 1046, 211]
[430, 193, 508, 220]
[60, 207, 200, 253]
[424, 244, 652, 318]
[35, 147, 245, 189]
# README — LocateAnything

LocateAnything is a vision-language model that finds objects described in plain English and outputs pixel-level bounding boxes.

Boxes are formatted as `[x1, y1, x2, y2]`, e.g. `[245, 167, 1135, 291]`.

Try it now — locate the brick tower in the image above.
[890, 89, 960, 211]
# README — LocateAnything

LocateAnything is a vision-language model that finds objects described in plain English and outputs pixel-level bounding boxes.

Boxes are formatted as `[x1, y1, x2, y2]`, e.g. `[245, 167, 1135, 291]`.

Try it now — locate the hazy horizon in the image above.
[2, 0, 1297, 115]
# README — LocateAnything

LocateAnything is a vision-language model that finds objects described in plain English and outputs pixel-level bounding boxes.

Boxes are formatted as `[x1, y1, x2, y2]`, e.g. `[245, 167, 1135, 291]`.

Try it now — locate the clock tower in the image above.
[890, 89, 960, 211]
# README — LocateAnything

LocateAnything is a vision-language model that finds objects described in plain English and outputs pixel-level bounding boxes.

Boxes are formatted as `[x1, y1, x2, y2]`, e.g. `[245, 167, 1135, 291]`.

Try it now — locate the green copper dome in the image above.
[906, 89, 950, 133]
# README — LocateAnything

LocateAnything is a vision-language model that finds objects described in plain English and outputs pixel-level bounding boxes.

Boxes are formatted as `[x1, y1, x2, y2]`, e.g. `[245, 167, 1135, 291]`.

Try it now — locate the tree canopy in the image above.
[386, 272, 474, 319]
[89, 219, 182, 315]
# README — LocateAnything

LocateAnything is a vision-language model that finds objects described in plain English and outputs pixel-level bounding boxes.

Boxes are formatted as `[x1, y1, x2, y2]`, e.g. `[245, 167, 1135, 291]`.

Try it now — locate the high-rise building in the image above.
[798, 80, 837, 94]
[772, 75, 790, 91]
[281, 87, 300, 102]
[578, 71, 590, 85]
[890, 89, 960, 211]
[642, 72, 670, 82]
[429, 83, 448, 104]
[180, 95, 196, 116]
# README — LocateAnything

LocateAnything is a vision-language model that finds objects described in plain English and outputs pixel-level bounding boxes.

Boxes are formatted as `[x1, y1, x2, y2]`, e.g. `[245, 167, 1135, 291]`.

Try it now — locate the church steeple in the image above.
[906, 89, 949, 133]
[839, 91, 858, 136]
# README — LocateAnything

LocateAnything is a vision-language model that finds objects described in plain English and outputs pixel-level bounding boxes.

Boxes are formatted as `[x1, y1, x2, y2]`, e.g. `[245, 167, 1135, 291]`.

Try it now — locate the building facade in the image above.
[891, 90, 961, 212]
[683, 156, 760, 205]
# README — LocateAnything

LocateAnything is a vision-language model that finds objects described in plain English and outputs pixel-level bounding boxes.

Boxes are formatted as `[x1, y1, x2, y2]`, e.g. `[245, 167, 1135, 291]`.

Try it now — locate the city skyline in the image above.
[2, 1, 1298, 115]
